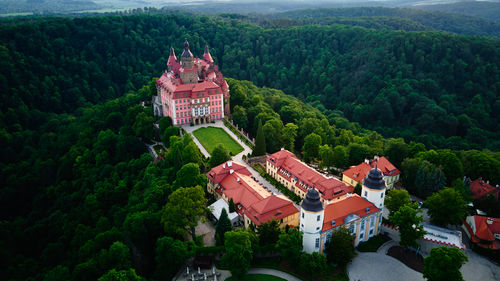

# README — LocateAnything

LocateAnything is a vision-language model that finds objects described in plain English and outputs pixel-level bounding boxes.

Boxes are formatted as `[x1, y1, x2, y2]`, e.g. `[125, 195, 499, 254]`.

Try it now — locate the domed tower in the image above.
[300, 187, 324, 253]
[361, 167, 387, 209]
[180, 39, 194, 69]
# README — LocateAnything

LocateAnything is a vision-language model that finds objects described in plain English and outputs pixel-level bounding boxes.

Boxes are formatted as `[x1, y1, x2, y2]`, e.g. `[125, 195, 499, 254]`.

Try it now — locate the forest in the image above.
[0, 11, 499, 281]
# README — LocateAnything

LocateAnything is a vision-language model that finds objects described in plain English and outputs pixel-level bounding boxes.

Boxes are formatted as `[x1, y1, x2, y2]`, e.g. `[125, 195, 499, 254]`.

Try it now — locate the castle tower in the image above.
[300, 187, 324, 253]
[361, 167, 387, 209]
[167, 46, 177, 72]
[180, 39, 194, 69]
[179, 39, 198, 83]
[203, 44, 214, 63]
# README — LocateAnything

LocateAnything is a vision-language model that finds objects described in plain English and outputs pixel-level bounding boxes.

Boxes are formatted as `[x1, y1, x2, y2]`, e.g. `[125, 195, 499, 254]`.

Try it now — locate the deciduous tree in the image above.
[277, 228, 303, 266]
[161, 186, 207, 239]
[385, 189, 412, 217]
[390, 203, 425, 248]
[209, 144, 231, 168]
[423, 247, 468, 281]
[222, 230, 254, 278]
[425, 188, 467, 226]
[303, 133, 322, 163]
[323, 227, 356, 266]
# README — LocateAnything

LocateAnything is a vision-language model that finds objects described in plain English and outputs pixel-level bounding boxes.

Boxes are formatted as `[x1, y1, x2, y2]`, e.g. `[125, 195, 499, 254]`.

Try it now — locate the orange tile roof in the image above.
[470, 179, 499, 200]
[207, 161, 298, 226]
[322, 194, 380, 232]
[245, 196, 298, 226]
[465, 215, 500, 250]
[342, 156, 400, 183]
[206, 161, 251, 184]
[267, 149, 351, 200]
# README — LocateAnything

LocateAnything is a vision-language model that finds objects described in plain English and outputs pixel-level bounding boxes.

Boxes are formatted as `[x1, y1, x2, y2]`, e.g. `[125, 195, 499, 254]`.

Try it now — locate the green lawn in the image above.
[192, 126, 244, 155]
[225, 274, 286, 281]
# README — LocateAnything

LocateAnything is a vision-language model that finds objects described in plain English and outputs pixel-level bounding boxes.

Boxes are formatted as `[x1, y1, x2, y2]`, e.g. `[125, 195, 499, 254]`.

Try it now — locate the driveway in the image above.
[182, 120, 282, 196]
[348, 252, 425, 281]
[461, 249, 500, 281]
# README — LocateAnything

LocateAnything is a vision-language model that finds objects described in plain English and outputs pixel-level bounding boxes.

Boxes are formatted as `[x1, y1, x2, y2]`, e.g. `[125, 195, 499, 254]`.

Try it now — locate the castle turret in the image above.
[300, 187, 324, 253]
[203, 44, 214, 63]
[361, 167, 387, 209]
[167, 46, 178, 72]
[179, 39, 198, 83]
[181, 39, 194, 68]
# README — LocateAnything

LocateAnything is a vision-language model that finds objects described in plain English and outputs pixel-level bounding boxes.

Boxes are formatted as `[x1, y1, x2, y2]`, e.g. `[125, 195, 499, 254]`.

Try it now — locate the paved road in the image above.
[348, 251, 425, 281]
[182, 120, 282, 196]
[461, 249, 500, 281]
[247, 268, 302, 281]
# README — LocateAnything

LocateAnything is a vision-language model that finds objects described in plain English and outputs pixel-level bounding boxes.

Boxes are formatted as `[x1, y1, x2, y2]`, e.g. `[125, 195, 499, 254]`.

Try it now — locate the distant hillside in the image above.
[274, 7, 500, 38]
[0, 0, 100, 14]
[415, 1, 500, 22]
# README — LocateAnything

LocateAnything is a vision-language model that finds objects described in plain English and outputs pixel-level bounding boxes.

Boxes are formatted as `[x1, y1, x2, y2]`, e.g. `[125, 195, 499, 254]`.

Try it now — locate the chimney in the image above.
[230, 169, 234, 174]
[487, 218, 493, 224]
[223, 163, 226, 169]
[364, 159, 369, 164]
[374, 155, 379, 161]
[228, 161, 232, 167]
[237, 177, 240, 182]
[281, 147, 284, 151]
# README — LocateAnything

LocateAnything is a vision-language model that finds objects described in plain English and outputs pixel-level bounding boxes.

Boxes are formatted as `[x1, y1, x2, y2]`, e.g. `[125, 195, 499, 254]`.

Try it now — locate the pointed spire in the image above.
[169, 46, 176, 57]
[181, 38, 193, 58]
[167, 46, 177, 66]
[203, 44, 214, 63]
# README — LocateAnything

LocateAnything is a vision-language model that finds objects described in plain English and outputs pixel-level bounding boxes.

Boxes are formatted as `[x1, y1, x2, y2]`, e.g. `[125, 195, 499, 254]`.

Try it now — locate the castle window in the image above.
[317, 215, 320, 221]
[316, 227, 320, 230]
[302, 212, 304, 219]
[315, 238, 320, 248]
[380, 193, 384, 198]
[364, 191, 367, 197]
[361, 220, 365, 231]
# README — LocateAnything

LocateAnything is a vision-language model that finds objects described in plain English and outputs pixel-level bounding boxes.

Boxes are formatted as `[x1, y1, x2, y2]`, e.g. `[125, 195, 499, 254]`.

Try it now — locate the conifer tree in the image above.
[254, 120, 266, 156]
[215, 208, 232, 245]
[228, 198, 236, 213]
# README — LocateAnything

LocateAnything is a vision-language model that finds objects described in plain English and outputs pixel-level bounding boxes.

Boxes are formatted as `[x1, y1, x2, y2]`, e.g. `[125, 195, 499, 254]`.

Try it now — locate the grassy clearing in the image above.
[193, 126, 243, 155]
[225, 274, 286, 281]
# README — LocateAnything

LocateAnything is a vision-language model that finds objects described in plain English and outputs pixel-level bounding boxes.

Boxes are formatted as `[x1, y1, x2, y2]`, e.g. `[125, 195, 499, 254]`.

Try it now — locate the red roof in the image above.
[470, 179, 499, 200]
[245, 196, 299, 226]
[322, 194, 380, 232]
[464, 215, 500, 250]
[342, 156, 400, 183]
[207, 161, 298, 226]
[206, 161, 251, 184]
[267, 150, 351, 200]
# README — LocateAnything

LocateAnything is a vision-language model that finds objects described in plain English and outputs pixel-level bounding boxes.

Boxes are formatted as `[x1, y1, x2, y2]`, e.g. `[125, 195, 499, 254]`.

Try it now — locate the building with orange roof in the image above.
[469, 178, 500, 200]
[153, 40, 230, 125]
[207, 161, 299, 229]
[463, 215, 500, 250]
[301, 166, 385, 253]
[267, 149, 353, 205]
[342, 155, 400, 189]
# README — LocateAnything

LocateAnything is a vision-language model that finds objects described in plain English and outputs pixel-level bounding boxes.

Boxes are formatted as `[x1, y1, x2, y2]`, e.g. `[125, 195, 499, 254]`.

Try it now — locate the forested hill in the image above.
[271, 7, 500, 38]
[416, 1, 500, 22]
[0, 14, 499, 153]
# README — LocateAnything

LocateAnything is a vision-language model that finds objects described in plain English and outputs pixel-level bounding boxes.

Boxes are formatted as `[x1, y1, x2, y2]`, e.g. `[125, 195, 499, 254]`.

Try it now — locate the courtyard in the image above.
[192, 126, 244, 156]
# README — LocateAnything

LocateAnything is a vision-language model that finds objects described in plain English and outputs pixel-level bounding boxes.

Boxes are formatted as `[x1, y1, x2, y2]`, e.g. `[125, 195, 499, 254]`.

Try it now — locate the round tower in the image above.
[300, 187, 324, 253]
[180, 39, 194, 69]
[361, 167, 387, 209]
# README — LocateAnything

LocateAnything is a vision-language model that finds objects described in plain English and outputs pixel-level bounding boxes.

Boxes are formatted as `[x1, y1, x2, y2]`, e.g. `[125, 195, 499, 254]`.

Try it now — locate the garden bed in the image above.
[192, 126, 243, 155]
[387, 246, 424, 272]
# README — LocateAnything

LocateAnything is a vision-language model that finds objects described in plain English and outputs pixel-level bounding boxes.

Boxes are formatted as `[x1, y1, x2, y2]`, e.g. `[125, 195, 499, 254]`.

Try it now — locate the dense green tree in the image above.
[254, 120, 266, 156]
[282, 122, 298, 152]
[385, 189, 412, 217]
[215, 208, 232, 246]
[425, 188, 467, 226]
[209, 144, 231, 168]
[158, 117, 172, 133]
[319, 144, 335, 170]
[162, 126, 180, 147]
[154, 237, 190, 280]
[257, 220, 281, 247]
[98, 268, 143, 281]
[384, 138, 408, 168]
[303, 133, 322, 163]
[414, 161, 446, 198]
[333, 145, 348, 168]
[324, 227, 356, 266]
[222, 230, 254, 278]
[347, 143, 372, 166]
[161, 186, 207, 239]
[173, 163, 206, 189]
[423, 247, 468, 281]
[354, 182, 362, 196]
[390, 203, 425, 249]
[232, 105, 248, 129]
[133, 112, 154, 140]
[277, 228, 303, 266]
[228, 198, 236, 213]
[298, 252, 328, 279]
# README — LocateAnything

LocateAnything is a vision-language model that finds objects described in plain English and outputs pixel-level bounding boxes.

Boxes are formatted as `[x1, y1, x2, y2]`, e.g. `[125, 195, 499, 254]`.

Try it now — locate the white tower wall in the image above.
[361, 187, 386, 209]
[300, 209, 324, 253]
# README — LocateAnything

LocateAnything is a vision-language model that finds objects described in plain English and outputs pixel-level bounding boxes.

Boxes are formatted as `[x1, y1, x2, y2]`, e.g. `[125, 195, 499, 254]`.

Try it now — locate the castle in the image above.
[300, 166, 386, 253]
[153, 40, 230, 125]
